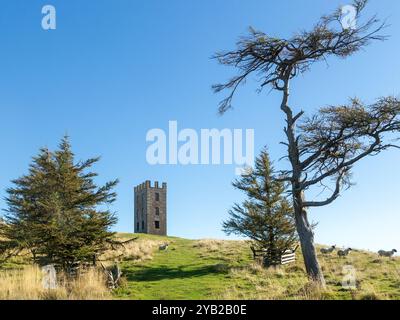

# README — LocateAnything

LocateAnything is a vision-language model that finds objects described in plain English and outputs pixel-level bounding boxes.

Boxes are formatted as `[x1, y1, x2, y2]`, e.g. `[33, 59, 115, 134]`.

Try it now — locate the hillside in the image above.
[113, 234, 400, 300]
[1, 234, 399, 300]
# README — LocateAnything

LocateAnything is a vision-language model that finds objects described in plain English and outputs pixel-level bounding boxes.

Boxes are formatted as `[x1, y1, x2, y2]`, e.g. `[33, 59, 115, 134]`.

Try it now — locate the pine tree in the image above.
[223, 149, 297, 266]
[0, 136, 118, 271]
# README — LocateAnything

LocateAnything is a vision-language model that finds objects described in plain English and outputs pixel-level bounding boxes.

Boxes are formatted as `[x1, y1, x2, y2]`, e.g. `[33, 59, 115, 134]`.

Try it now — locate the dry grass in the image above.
[317, 251, 400, 300]
[193, 239, 251, 269]
[0, 236, 168, 300]
[100, 238, 169, 263]
[220, 262, 311, 300]
[194, 239, 248, 257]
[2, 235, 399, 300]
[220, 262, 342, 300]
[220, 247, 400, 300]
[193, 239, 229, 252]
[0, 266, 110, 300]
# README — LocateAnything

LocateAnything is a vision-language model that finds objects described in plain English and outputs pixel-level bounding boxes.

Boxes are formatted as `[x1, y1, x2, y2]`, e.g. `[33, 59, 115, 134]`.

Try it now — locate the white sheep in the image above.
[320, 245, 336, 254]
[159, 243, 169, 251]
[378, 249, 397, 258]
[337, 248, 352, 257]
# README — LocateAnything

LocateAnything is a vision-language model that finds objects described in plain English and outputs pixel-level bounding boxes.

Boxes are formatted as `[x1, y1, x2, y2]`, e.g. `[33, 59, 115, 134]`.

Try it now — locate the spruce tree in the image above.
[223, 149, 297, 266]
[0, 137, 118, 271]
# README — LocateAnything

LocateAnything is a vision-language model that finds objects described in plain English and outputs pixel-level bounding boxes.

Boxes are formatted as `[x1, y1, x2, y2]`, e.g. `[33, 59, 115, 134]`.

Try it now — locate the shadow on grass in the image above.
[125, 264, 229, 282]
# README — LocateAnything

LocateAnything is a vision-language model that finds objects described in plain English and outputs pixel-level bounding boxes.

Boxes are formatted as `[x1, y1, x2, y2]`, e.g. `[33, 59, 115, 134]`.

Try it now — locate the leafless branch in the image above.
[213, 0, 387, 113]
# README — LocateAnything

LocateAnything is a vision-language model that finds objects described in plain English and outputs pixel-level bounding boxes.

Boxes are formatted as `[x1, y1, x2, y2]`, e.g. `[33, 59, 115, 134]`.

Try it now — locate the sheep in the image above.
[159, 243, 169, 251]
[320, 245, 336, 254]
[378, 249, 397, 258]
[337, 248, 352, 257]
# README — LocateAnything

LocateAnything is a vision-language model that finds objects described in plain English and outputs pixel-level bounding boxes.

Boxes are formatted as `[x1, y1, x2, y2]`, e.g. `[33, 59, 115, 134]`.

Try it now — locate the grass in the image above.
[114, 236, 248, 300]
[114, 234, 400, 300]
[0, 266, 110, 300]
[1, 233, 399, 300]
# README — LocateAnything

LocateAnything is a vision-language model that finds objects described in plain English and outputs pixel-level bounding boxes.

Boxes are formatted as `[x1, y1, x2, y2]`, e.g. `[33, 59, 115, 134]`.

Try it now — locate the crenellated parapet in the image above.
[134, 180, 167, 192]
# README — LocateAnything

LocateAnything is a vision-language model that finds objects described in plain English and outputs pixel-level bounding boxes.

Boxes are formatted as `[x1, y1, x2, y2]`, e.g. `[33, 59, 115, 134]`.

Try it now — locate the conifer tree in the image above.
[0, 137, 118, 271]
[223, 149, 297, 266]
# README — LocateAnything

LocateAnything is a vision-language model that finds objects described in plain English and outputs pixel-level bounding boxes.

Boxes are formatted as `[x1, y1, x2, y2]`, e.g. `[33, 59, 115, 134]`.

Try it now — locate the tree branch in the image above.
[303, 170, 346, 207]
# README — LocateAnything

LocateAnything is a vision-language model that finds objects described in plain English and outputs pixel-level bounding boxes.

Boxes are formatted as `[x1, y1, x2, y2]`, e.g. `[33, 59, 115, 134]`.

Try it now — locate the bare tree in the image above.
[213, 0, 399, 286]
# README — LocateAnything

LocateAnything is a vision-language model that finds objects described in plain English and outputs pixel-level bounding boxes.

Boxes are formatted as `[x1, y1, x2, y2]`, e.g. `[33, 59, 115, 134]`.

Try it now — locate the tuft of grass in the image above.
[100, 237, 168, 263]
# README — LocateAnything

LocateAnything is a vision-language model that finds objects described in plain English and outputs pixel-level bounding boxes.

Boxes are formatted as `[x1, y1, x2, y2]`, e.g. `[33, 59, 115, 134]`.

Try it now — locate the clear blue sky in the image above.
[0, 0, 399, 252]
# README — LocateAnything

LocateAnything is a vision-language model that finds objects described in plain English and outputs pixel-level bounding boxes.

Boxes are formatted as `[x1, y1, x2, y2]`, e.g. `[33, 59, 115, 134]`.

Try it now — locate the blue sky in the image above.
[0, 0, 399, 252]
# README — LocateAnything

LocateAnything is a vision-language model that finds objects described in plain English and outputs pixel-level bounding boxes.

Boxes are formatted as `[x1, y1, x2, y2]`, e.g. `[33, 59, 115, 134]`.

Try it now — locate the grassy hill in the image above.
[113, 234, 400, 300]
[1, 233, 399, 300]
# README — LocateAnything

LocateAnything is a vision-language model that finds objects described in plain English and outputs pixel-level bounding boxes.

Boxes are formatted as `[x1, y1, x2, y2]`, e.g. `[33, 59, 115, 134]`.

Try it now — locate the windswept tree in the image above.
[213, 0, 400, 286]
[0, 137, 118, 272]
[223, 149, 297, 266]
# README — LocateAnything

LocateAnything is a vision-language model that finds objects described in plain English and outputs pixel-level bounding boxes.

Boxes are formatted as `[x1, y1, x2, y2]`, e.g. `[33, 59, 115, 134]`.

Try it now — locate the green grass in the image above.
[113, 234, 400, 300]
[2, 233, 399, 300]
[114, 236, 252, 300]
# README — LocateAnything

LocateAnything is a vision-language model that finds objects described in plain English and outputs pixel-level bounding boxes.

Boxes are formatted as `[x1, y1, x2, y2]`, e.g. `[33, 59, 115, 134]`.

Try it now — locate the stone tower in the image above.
[134, 181, 167, 236]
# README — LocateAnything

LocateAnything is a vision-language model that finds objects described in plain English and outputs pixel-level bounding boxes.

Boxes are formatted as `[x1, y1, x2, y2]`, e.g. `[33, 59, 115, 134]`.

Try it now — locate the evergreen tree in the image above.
[0, 137, 118, 271]
[223, 149, 297, 266]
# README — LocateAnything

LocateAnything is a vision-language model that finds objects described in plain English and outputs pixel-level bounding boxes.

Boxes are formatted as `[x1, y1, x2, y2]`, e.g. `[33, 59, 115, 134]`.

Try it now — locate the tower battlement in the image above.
[134, 181, 167, 236]
[134, 180, 167, 192]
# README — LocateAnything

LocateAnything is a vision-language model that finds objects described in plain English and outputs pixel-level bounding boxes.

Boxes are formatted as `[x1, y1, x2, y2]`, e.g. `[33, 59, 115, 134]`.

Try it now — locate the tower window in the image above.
[142, 221, 145, 230]
[155, 193, 160, 201]
[155, 207, 160, 216]
[136, 222, 139, 231]
[155, 221, 160, 229]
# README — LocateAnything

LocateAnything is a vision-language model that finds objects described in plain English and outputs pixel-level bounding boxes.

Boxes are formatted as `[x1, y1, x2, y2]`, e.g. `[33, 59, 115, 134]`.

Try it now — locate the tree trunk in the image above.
[293, 197, 326, 287]
[280, 74, 325, 287]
